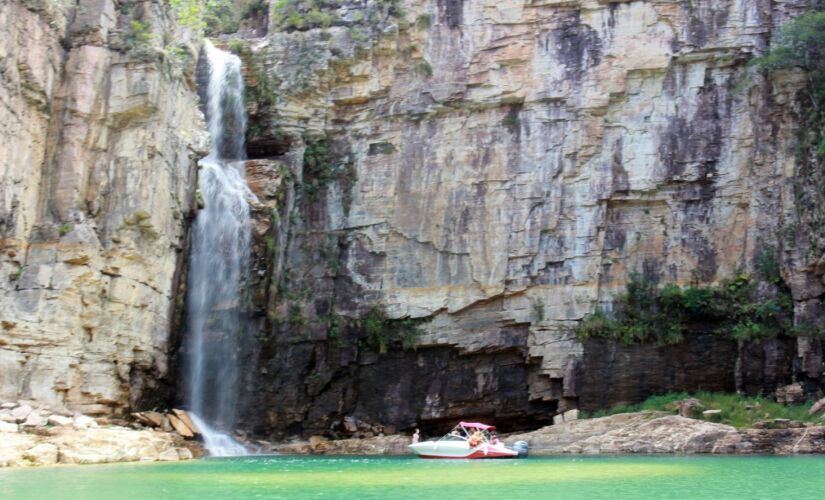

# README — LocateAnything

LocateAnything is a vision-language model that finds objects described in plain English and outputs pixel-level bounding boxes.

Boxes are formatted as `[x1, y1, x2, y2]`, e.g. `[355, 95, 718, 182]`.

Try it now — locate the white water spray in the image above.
[184, 40, 255, 456]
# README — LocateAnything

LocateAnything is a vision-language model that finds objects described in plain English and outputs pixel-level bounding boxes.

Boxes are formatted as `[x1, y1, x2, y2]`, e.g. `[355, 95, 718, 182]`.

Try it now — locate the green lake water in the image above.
[2, 455, 824, 499]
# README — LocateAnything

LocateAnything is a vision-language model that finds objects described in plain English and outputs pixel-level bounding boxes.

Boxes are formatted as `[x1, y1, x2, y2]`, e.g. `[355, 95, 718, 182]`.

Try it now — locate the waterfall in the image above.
[184, 40, 254, 457]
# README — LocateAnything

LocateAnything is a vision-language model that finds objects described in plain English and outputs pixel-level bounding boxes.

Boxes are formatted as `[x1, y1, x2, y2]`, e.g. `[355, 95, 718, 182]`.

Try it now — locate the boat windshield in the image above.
[438, 425, 495, 444]
[438, 434, 467, 442]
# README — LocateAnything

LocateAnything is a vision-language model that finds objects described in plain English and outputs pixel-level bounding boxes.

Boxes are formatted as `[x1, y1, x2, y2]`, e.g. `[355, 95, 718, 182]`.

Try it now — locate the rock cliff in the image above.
[0, 0, 207, 415]
[234, 0, 825, 437]
[2, 0, 824, 440]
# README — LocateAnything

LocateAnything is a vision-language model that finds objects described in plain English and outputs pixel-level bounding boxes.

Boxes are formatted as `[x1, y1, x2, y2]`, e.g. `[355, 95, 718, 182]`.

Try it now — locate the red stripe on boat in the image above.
[418, 450, 517, 459]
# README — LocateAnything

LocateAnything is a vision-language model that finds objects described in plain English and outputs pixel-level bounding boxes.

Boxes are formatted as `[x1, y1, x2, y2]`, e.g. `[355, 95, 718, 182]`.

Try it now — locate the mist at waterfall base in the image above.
[182, 40, 255, 457]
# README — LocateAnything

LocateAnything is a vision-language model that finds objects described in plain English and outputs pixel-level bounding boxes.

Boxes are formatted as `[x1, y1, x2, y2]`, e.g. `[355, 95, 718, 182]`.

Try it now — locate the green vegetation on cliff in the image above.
[301, 133, 357, 205]
[574, 250, 815, 345]
[584, 392, 819, 428]
[361, 307, 421, 354]
[271, 0, 405, 34]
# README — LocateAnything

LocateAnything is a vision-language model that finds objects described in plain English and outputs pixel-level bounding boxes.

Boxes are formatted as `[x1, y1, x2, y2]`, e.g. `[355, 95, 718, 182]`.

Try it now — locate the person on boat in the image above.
[468, 430, 483, 447]
[412, 429, 420, 444]
[491, 434, 500, 445]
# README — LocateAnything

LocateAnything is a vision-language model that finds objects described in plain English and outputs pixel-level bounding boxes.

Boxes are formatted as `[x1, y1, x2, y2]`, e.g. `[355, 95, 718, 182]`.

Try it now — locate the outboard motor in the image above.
[513, 441, 529, 458]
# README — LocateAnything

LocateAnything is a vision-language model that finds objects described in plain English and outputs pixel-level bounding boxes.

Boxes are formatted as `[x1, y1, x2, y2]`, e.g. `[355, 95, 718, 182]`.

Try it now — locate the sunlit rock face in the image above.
[0, 0, 207, 415]
[240, 0, 824, 436]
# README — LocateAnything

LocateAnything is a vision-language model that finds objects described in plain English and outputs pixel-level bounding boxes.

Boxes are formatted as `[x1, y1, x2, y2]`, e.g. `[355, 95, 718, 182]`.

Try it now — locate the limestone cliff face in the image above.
[0, 0, 207, 415]
[235, 0, 825, 436]
[2, 0, 823, 435]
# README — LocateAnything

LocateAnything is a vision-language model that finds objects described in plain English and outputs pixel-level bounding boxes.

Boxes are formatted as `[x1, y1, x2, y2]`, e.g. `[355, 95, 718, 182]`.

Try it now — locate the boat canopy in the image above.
[458, 422, 496, 430]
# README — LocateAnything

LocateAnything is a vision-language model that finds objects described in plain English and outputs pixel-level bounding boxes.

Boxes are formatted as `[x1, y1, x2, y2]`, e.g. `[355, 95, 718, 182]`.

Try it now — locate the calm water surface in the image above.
[1, 455, 823, 499]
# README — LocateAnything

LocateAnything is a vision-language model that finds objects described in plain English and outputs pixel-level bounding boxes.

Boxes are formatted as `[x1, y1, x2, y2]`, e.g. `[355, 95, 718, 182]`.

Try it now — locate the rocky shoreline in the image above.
[272, 412, 825, 456]
[4, 404, 824, 468]
[0, 401, 202, 467]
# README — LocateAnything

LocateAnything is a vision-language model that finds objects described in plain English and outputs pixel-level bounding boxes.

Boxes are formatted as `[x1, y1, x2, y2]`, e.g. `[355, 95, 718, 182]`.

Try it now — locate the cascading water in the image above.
[183, 40, 255, 457]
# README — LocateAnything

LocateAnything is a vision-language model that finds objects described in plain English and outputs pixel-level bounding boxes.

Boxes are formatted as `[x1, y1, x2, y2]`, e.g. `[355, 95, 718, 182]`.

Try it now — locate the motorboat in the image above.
[408, 422, 526, 459]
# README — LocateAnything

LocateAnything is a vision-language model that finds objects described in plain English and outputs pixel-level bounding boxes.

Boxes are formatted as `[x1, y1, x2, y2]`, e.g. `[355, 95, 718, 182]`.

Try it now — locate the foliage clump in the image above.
[271, 0, 405, 36]
[575, 251, 809, 345]
[301, 133, 357, 203]
[165, 0, 266, 35]
[582, 391, 820, 428]
[122, 19, 157, 61]
[361, 307, 421, 354]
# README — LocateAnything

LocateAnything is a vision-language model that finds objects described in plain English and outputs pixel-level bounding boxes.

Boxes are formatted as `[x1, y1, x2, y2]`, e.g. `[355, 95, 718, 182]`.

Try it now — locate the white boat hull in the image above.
[409, 441, 519, 459]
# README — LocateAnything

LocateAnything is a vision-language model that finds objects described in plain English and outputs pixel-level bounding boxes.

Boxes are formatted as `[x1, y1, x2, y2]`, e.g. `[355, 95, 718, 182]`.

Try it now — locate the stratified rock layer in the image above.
[0, 1, 207, 415]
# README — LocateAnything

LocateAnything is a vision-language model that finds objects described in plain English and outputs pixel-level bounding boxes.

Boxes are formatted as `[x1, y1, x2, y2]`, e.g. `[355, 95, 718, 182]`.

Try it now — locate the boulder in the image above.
[47, 415, 73, 427]
[73, 415, 99, 429]
[775, 383, 805, 405]
[11, 405, 32, 423]
[0, 421, 18, 433]
[342, 417, 358, 433]
[0, 410, 16, 423]
[702, 409, 722, 418]
[809, 397, 825, 417]
[177, 447, 193, 460]
[22, 443, 58, 465]
[676, 398, 704, 418]
[509, 413, 825, 454]
[132, 411, 165, 428]
[167, 414, 194, 438]
[171, 409, 200, 435]
[21, 412, 47, 427]
[0, 403, 16, 409]
[564, 409, 579, 421]
[772, 419, 790, 429]
[309, 435, 329, 448]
